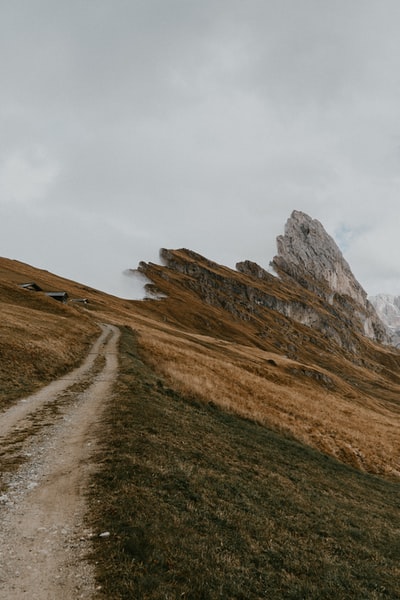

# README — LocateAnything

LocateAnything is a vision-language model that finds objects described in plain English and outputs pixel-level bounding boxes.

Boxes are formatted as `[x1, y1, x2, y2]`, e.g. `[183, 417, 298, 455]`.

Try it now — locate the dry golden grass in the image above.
[136, 325, 400, 477]
[3, 255, 400, 596]
[88, 327, 400, 599]
[0, 261, 100, 407]
[2, 253, 400, 477]
[0, 300, 98, 407]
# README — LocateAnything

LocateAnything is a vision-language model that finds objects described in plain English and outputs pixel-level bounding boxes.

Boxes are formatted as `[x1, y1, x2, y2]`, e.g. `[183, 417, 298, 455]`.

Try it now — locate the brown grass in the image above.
[2, 253, 400, 477]
[88, 327, 400, 599]
[0, 272, 99, 408]
[136, 326, 400, 476]
[0, 351, 106, 493]
[3, 255, 400, 596]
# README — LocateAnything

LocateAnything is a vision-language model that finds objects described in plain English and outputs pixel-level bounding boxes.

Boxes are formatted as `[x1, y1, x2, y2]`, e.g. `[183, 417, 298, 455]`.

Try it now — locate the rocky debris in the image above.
[99, 531, 111, 538]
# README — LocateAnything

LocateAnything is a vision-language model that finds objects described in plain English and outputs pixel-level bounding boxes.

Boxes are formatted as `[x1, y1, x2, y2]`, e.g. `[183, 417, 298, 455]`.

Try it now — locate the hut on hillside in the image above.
[19, 282, 43, 292]
[45, 291, 69, 303]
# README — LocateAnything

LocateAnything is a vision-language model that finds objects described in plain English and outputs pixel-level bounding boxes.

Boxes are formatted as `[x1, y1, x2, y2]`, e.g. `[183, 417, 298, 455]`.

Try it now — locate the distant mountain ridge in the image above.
[370, 293, 400, 346]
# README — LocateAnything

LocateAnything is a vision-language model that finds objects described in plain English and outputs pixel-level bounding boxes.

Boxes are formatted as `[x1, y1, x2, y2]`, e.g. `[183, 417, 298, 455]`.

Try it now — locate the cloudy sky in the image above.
[2, 1, 400, 298]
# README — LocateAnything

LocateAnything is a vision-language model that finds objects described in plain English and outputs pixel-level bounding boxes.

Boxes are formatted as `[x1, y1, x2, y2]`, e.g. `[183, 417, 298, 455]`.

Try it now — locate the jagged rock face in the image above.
[140, 249, 360, 359]
[272, 210, 366, 304]
[370, 294, 400, 328]
[271, 211, 389, 345]
[370, 294, 400, 346]
[136, 211, 390, 360]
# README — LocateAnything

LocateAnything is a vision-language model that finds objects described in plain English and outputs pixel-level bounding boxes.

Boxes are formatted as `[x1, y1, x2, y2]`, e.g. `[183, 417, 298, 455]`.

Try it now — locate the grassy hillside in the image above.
[2, 255, 400, 596]
[135, 325, 400, 476]
[89, 327, 400, 599]
[0, 259, 100, 407]
[2, 254, 400, 473]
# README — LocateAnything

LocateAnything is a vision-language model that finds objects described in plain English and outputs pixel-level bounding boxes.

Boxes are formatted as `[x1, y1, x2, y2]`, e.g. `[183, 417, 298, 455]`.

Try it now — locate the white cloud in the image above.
[1, 1, 400, 297]
[0, 146, 59, 205]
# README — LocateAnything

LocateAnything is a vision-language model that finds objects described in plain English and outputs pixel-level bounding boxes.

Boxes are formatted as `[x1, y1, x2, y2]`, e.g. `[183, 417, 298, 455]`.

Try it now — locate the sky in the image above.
[2, 1, 400, 298]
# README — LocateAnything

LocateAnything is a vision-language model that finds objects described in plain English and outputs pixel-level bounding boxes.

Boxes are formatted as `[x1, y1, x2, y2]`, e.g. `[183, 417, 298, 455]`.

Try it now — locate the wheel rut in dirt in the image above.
[0, 323, 120, 600]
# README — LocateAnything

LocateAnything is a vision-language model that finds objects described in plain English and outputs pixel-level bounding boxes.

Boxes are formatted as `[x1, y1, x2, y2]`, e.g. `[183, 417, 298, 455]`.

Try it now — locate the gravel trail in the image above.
[0, 323, 120, 599]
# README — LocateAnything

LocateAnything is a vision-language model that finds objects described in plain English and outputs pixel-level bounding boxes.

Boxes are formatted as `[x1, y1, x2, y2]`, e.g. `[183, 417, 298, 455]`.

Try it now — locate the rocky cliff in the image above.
[370, 294, 400, 346]
[270, 210, 389, 344]
[272, 211, 366, 304]
[135, 211, 392, 379]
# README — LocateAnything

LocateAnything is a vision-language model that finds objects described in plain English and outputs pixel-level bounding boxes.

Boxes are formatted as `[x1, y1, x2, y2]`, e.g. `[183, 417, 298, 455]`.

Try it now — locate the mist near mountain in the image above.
[3, 2, 400, 298]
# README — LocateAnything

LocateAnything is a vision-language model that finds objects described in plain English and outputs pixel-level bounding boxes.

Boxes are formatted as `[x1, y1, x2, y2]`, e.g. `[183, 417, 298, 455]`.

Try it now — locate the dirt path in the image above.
[0, 323, 120, 599]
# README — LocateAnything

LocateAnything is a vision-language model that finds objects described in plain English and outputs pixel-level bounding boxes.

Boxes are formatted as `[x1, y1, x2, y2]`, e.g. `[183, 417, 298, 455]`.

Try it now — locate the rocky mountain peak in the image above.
[270, 210, 388, 343]
[137, 211, 390, 351]
[272, 210, 367, 305]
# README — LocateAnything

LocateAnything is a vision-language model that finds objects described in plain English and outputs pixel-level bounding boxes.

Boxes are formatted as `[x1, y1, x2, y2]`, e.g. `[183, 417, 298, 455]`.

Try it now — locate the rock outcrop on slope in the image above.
[272, 211, 366, 304]
[136, 211, 391, 373]
[270, 211, 389, 344]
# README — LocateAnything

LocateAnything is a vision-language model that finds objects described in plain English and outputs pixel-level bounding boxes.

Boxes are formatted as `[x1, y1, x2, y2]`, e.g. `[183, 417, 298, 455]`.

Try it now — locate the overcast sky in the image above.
[1, 1, 400, 298]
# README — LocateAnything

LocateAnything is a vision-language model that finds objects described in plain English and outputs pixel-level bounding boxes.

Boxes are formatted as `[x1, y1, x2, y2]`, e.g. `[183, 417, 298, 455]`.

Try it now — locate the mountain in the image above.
[270, 210, 389, 344]
[2, 211, 399, 476]
[370, 293, 400, 347]
[137, 210, 390, 364]
[2, 212, 400, 596]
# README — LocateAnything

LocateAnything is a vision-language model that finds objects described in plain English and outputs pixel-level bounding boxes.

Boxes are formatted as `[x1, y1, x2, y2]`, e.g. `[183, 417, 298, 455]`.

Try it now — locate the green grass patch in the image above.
[88, 326, 400, 599]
